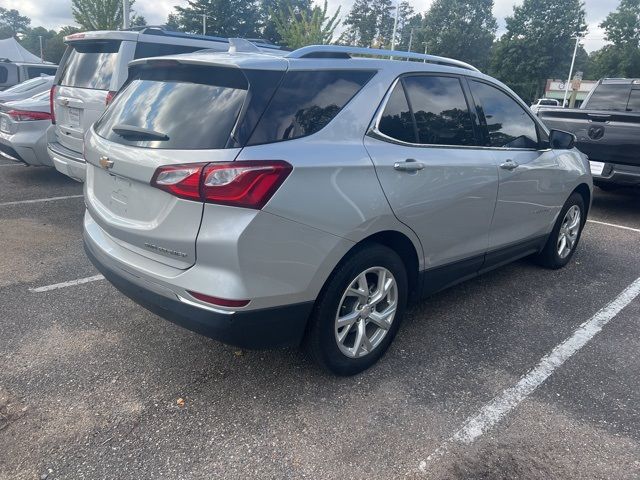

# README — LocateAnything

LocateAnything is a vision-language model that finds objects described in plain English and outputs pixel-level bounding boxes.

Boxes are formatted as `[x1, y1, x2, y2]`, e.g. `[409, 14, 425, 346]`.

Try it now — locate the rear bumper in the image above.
[84, 230, 314, 350]
[0, 127, 51, 167]
[48, 141, 85, 181]
[592, 162, 640, 186]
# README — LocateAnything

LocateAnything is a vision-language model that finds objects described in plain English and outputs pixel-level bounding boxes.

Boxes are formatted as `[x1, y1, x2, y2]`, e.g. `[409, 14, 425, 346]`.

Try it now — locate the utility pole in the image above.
[202, 14, 207, 35]
[562, 36, 580, 107]
[122, 0, 130, 29]
[423, 42, 427, 62]
[390, 0, 399, 58]
[38, 35, 43, 62]
[407, 28, 413, 52]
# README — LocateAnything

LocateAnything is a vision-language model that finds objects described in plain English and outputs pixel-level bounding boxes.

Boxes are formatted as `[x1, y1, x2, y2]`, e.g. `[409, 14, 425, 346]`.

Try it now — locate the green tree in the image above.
[273, 0, 340, 48]
[0, 7, 31, 38]
[340, 0, 394, 47]
[261, 0, 312, 44]
[171, 0, 261, 37]
[418, 0, 497, 69]
[590, 0, 640, 77]
[19, 26, 81, 64]
[490, 0, 587, 102]
[72, 0, 140, 30]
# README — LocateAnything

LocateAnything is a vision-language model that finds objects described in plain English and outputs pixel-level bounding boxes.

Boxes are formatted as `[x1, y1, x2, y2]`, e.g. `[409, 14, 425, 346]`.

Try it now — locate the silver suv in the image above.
[83, 44, 592, 375]
[48, 28, 282, 181]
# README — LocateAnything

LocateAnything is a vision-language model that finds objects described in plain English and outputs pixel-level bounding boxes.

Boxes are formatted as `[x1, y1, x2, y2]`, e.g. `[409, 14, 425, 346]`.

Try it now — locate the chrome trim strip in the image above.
[176, 295, 237, 315]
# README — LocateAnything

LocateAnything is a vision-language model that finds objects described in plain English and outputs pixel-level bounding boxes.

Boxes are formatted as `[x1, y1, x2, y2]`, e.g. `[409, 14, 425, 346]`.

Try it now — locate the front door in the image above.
[466, 79, 562, 261]
[364, 75, 499, 293]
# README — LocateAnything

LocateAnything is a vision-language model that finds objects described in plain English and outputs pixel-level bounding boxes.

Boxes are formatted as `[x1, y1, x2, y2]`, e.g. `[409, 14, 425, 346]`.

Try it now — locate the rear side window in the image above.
[134, 42, 206, 59]
[626, 90, 640, 112]
[469, 80, 539, 149]
[0, 66, 7, 84]
[247, 70, 375, 145]
[27, 66, 57, 79]
[95, 65, 248, 149]
[378, 82, 416, 143]
[403, 76, 475, 146]
[59, 41, 121, 90]
[586, 84, 632, 111]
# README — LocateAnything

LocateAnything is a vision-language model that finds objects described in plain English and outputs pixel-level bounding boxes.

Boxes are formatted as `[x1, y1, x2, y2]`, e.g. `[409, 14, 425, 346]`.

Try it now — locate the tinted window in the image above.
[402, 76, 475, 146]
[134, 42, 205, 59]
[586, 84, 632, 110]
[626, 90, 640, 112]
[470, 81, 539, 149]
[59, 41, 121, 90]
[95, 65, 247, 149]
[27, 66, 57, 79]
[0, 66, 7, 83]
[378, 82, 416, 143]
[247, 70, 374, 145]
[539, 99, 557, 106]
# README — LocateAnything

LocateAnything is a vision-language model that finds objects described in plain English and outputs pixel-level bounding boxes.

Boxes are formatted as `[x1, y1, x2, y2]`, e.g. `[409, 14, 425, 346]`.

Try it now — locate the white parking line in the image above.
[0, 194, 83, 207]
[587, 219, 640, 234]
[0, 163, 25, 167]
[29, 275, 104, 293]
[421, 276, 640, 470]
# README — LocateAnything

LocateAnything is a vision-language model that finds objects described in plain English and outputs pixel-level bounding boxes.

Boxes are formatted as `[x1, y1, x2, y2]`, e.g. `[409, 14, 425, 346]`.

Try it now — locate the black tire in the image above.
[305, 244, 408, 376]
[534, 192, 585, 269]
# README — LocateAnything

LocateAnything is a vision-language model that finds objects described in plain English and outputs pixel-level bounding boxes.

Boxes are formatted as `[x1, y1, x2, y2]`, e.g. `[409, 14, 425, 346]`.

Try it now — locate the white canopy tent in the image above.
[0, 37, 44, 63]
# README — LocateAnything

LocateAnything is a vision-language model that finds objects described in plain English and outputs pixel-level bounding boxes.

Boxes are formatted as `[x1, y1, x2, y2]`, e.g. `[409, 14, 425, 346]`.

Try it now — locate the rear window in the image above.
[95, 65, 248, 149]
[539, 99, 557, 106]
[27, 66, 57, 79]
[586, 84, 632, 111]
[247, 70, 375, 145]
[627, 90, 640, 112]
[134, 42, 206, 59]
[59, 41, 121, 90]
[0, 66, 7, 84]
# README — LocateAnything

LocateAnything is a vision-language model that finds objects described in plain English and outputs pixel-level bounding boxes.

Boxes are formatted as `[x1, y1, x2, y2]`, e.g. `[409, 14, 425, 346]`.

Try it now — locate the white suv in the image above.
[48, 28, 282, 181]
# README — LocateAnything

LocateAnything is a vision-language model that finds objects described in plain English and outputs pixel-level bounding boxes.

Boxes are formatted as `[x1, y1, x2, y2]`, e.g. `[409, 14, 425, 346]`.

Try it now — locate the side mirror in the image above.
[549, 129, 576, 150]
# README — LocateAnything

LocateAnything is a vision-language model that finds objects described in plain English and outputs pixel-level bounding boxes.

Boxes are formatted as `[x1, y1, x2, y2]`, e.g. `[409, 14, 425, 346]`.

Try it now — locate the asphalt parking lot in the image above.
[1, 158, 639, 480]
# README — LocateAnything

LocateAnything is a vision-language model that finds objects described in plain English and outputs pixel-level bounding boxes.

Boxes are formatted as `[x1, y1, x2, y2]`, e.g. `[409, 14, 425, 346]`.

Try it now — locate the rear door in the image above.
[84, 63, 260, 269]
[54, 39, 128, 155]
[467, 79, 562, 255]
[364, 74, 498, 289]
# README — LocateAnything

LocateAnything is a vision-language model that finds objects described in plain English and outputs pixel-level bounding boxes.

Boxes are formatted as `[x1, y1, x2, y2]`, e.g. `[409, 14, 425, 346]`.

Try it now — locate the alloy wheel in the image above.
[334, 267, 398, 358]
[557, 205, 581, 259]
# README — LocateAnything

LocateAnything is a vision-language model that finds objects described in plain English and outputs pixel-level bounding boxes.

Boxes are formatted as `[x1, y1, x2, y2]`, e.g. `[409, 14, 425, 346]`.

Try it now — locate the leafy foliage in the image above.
[0, 7, 31, 38]
[273, 0, 340, 49]
[171, 0, 262, 37]
[340, 0, 394, 48]
[490, 0, 587, 101]
[418, 0, 497, 69]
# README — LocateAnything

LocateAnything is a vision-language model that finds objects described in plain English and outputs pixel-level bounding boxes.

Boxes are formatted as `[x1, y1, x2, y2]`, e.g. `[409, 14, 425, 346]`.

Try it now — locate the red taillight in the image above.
[150, 160, 292, 209]
[49, 85, 56, 124]
[8, 109, 53, 122]
[187, 291, 250, 308]
[105, 90, 116, 105]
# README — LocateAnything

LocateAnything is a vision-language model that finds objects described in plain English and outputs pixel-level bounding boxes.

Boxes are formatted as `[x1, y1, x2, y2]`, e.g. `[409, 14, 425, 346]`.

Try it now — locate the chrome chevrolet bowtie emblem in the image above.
[99, 156, 114, 170]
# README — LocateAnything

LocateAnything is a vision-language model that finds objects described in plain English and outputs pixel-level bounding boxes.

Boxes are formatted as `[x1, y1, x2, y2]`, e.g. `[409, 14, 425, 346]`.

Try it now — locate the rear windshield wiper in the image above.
[112, 124, 169, 141]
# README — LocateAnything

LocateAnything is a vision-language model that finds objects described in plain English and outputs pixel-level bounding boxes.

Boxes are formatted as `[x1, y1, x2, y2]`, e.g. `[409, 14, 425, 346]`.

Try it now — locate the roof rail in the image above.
[136, 27, 284, 50]
[286, 45, 480, 72]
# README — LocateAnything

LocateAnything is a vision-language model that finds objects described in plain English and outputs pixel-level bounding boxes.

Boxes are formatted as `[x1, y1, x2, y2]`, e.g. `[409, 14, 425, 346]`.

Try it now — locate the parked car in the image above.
[0, 59, 57, 91]
[0, 75, 54, 104]
[83, 45, 592, 375]
[48, 28, 283, 182]
[538, 78, 640, 189]
[0, 90, 52, 166]
[530, 98, 561, 115]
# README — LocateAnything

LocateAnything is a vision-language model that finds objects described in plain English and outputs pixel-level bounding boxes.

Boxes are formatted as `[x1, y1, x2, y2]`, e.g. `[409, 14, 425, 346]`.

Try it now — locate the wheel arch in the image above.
[572, 183, 592, 220]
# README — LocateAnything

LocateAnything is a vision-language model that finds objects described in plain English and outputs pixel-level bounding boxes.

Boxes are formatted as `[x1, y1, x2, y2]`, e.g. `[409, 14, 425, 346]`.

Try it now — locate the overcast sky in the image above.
[7, 0, 620, 52]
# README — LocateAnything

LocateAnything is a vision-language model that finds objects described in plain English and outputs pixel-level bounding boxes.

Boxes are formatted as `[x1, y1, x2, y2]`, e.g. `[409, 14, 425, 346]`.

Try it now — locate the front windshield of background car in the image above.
[3, 77, 48, 94]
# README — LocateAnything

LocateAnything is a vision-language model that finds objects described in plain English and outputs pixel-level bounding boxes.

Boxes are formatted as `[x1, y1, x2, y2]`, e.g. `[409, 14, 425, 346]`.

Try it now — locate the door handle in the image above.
[499, 159, 519, 171]
[394, 159, 425, 172]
